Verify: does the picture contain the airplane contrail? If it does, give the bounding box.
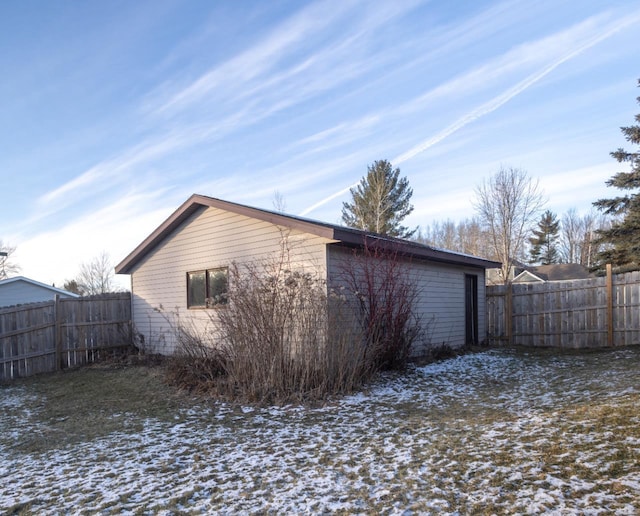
[299,183,358,216]
[299,13,637,218]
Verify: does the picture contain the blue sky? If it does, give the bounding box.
[1,0,639,288]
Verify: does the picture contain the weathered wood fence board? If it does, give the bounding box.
[487,270,640,348]
[0,293,133,380]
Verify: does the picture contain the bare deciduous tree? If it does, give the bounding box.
[272,190,287,213]
[474,166,545,283]
[457,218,491,258]
[76,251,116,295]
[0,241,20,279]
[560,209,613,267]
[416,217,492,259]
[418,220,458,251]
[560,208,583,264]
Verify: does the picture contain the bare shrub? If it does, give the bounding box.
[166,235,375,404]
[335,240,424,370]
[164,336,228,394]
[215,248,375,403]
[163,314,229,393]
[166,235,426,403]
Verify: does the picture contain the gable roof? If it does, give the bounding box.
[512,270,546,283]
[0,276,80,297]
[115,194,501,274]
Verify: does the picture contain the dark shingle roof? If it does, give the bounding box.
[529,263,595,281]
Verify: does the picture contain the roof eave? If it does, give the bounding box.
[330,230,501,269]
[115,195,203,274]
[115,194,338,275]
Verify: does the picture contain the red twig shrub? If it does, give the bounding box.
[334,239,424,370]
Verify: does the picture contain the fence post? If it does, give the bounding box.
[54,294,62,370]
[606,263,613,347]
[505,282,513,345]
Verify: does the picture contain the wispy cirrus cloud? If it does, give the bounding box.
[153,0,419,116]
[149,0,426,122]
[16,188,176,287]
[36,131,191,208]
[32,1,639,229]
[300,8,640,216]
[32,0,426,219]
[290,4,621,172]
[6,0,639,290]
[393,9,640,165]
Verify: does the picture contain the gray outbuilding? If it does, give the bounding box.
[116,194,500,356]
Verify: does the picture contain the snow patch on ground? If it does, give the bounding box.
[1,347,639,513]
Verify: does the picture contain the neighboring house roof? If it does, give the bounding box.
[486,258,529,283]
[530,263,595,281]
[513,263,596,283]
[116,194,501,274]
[0,276,80,307]
[512,270,546,283]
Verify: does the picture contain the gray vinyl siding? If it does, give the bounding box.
[326,246,487,356]
[130,206,334,355]
[0,281,75,307]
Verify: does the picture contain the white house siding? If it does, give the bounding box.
[326,246,487,356]
[129,206,335,355]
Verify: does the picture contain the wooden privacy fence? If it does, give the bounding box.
[486,267,640,348]
[0,293,133,380]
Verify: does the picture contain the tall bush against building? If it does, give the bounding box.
[335,240,424,370]
[166,233,425,403]
[167,234,373,403]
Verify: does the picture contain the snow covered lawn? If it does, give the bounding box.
[2,347,639,514]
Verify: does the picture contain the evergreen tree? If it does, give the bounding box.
[63,279,86,296]
[593,78,640,271]
[529,210,560,264]
[342,160,416,238]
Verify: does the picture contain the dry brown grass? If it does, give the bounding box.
[2,361,193,454]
